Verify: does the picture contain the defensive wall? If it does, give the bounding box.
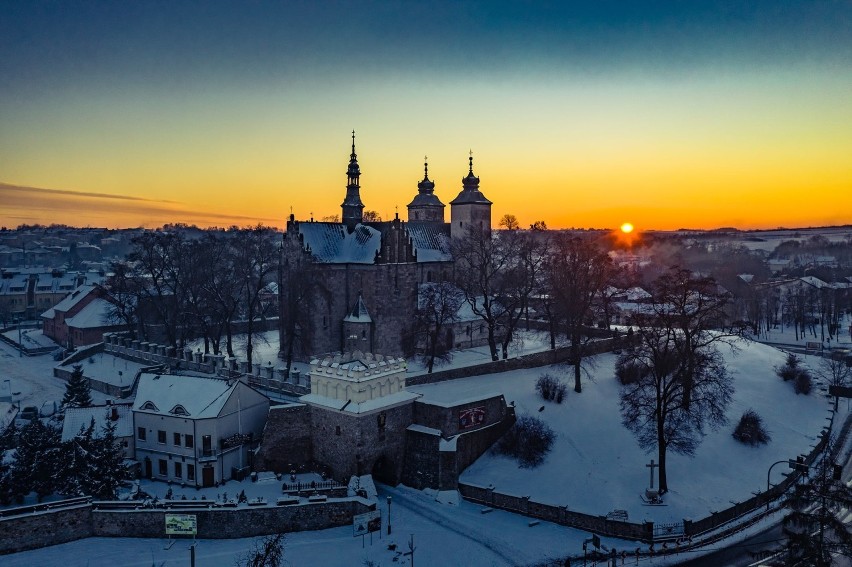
[0,496,373,555]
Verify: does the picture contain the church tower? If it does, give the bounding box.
[341,131,365,231]
[450,153,492,239]
[407,157,445,222]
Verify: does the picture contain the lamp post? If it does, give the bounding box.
[387,495,392,535]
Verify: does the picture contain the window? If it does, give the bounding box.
[185,434,194,449]
[158,459,167,476]
[173,432,181,446]
[187,464,195,481]
[202,435,212,456]
[174,462,182,479]
[137,427,146,441]
[335,425,341,436]
[157,430,166,444]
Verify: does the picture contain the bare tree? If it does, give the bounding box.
[231,225,279,369]
[649,267,737,409]
[618,323,733,494]
[279,236,317,374]
[547,233,612,393]
[451,226,511,361]
[362,210,382,222]
[414,281,464,373]
[237,532,286,567]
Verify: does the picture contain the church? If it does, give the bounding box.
[278,133,493,361]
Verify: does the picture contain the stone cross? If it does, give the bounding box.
[646,459,659,489]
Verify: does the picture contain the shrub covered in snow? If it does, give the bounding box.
[793,371,813,395]
[615,357,645,385]
[732,409,771,446]
[536,373,567,403]
[776,353,812,395]
[494,414,556,468]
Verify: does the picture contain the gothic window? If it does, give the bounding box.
[361,329,366,339]
[377,412,386,430]
[335,425,341,436]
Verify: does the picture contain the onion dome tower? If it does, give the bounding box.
[341,131,365,231]
[407,157,445,222]
[450,152,492,238]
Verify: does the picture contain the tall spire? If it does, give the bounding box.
[342,130,365,230]
[408,154,444,222]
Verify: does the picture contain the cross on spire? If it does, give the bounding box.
[468,149,474,174]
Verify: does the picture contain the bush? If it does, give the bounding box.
[536,374,567,403]
[615,358,645,385]
[732,409,771,446]
[776,353,802,382]
[794,371,812,395]
[494,414,555,468]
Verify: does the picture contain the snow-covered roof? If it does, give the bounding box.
[298,222,381,264]
[44,284,96,315]
[62,404,134,442]
[343,295,372,323]
[65,298,119,329]
[799,275,831,289]
[406,222,452,262]
[133,373,238,419]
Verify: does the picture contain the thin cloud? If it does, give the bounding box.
[0,182,180,204]
[0,182,281,228]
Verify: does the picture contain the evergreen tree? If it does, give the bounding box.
[11,419,61,502]
[91,413,128,499]
[57,419,96,497]
[782,436,852,565]
[61,365,92,408]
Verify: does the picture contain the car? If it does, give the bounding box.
[19,406,39,421]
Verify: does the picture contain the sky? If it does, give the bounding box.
[1,1,850,231]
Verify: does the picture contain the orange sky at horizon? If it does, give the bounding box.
[2,4,850,232]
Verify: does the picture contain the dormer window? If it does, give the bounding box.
[140,401,159,411]
[170,405,189,416]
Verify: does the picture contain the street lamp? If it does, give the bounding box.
[387,496,392,535]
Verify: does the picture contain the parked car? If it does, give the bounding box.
[19,406,39,421]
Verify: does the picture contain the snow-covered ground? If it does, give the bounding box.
[1,332,845,565]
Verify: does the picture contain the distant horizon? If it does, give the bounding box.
[2,180,850,236]
[2,2,850,232]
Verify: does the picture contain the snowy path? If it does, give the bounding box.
[379,484,521,566]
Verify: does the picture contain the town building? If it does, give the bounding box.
[61,402,135,459]
[132,373,270,487]
[41,284,126,349]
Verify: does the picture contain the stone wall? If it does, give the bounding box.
[399,427,441,489]
[0,497,373,555]
[407,336,627,387]
[254,404,313,473]
[92,499,372,539]
[0,502,93,554]
[413,394,510,437]
[309,401,414,485]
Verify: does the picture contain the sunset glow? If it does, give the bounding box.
[1,3,849,230]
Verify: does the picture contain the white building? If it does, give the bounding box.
[132,373,270,487]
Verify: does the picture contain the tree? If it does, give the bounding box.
[499,214,519,230]
[451,225,510,361]
[781,436,852,565]
[62,365,92,408]
[231,225,279,369]
[413,281,464,373]
[362,210,382,222]
[529,220,548,231]
[238,533,286,567]
[649,267,736,409]
[547,233,612,393]
[10,419,61,502]
[90,415,128,499]
[618,322,733,494]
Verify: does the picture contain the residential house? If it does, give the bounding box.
[132,373,270,487]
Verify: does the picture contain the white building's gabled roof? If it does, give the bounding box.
[133,373,238,419]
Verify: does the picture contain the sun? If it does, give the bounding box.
[620,222,634,234]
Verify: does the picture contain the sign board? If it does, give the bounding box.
[459,406,486,430]
[353,510,381,537]
[829,385,852,399]
[165,514,197,536]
